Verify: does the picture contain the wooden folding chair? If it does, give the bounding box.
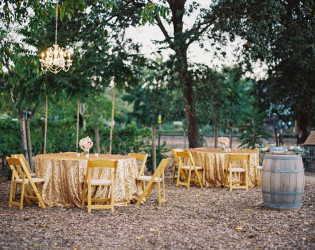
[171,148,184,182]
[11,154,36,177]
[176,151,203,189]
[136,158,170,206]
[6,157,46,210]
[223,154,250,191]
[82,159,118,213]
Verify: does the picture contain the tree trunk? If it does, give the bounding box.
[214,126,218,148]
[109,82,116,154]
[26,119,33,171]
[19,114,29,163]
[176,48,200,148]
[152,124,156,172]
[76,96,80,152]
[297,111,311,144]
[95,125,100,154]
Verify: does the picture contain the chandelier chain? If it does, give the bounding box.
[55,1,58,45]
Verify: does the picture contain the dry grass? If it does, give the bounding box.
[0,171,314,249]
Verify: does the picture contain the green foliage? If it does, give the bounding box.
[194,65,252,129]
[238,108,271,149]
[0,119,22,157]
[142,142,169,173]
[211,0,315,142]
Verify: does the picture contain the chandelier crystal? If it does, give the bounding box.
[40,1,72,74]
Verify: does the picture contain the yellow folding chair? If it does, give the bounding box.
[223,154,250,191]
[82,159,118,213]
[171,148,184,182]
[176,151,203,189]
[11,154,36,177]
[136,158,170,206]
[6,157,45,210]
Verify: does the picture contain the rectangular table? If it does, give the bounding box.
[186,148,260,188]
[35,153,143,207]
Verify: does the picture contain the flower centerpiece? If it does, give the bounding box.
[79,136,93,157]
[218,137,230,151]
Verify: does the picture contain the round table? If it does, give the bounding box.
[35,153,142,207]
[186,148,260,187]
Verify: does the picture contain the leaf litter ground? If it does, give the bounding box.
[0,170,314,249]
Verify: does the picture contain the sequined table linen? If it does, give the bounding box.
[187,149,260,188]
[35,153,142,207]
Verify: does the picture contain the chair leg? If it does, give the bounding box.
[158,180,161,206]
[172,164,177,182]
[176,166,181,187]
[195,170,203,188]
[162,176,165,204]
[88,181,92,213]
[9,178,14,207]
[20,183,25,210]
[110,185,115,212]
[187,169,192,189]
[229,171,233,191]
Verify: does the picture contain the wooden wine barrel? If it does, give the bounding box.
[262,154,305,209]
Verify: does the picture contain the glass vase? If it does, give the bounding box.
[83,149,89,158]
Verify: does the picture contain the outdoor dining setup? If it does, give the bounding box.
[5,135,268,213]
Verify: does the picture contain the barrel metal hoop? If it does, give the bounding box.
[262,191,304,195]
[262,169,304,173]
[264,202,302,209]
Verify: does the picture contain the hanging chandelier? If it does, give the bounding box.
[40,1,72,74]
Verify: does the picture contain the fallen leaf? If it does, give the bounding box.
[235,227,243,230]
[150,228,159,232]
[245,209,252,211]
[136,236,143,240]
[304,222,309,225]
[248,234,257,238]
[211,203,216,206]
[38,224,48,228]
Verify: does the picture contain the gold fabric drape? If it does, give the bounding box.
[187,149,260,188]
[35,153,143,207]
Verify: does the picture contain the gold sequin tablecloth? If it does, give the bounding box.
[186,148,259,188]
[35,153,142,207]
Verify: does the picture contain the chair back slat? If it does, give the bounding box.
[87,160,118,169]
[128,153,148,177]
[229,154,250,161]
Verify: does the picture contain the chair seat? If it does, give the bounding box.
[30,173,36,177]
[137,175,162,182]
[15,177,45,184]
[91,179,112,185]
[181,165,203,170]
[229,167,246,172]
[256,166,263,170]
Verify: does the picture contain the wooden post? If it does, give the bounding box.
[43,93,48,154]
[152,124,156,172]
[158,133,161,148]
[95,125,100,154]
[109,81,116,154]
[184,130,186,149]
[229,129,232,149]
[274,128,278,146]
[76,95,80,152]
[26,119,33,171]
[214,126,218,148]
